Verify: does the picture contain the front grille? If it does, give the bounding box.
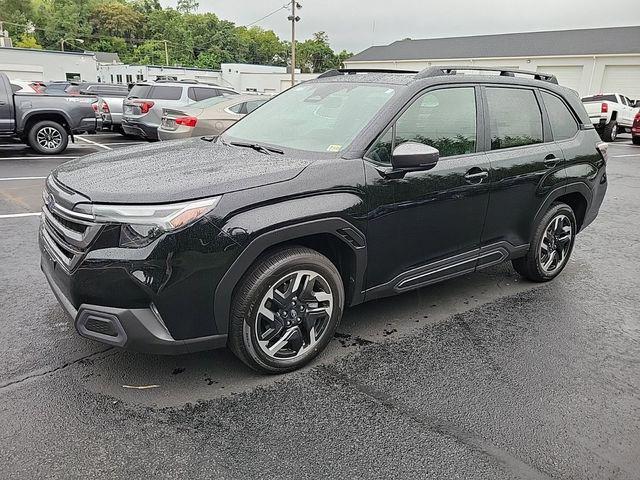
[40,185,102,272]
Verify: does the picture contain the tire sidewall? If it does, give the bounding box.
[531,204,576,281]
[28,121,68,155]
[236,251,344,373]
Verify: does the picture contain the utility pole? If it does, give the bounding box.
[164,40,169,66]
[288,2,301,86]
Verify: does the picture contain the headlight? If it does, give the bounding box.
[90,197,221,247]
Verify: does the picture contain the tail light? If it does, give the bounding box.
[596,142,608,164]
[634,112,640,127]
[175,116,198,128]
[101,101,110,113]
[133,100,155,114]
[601,102,608,113]
[91,102,99,113]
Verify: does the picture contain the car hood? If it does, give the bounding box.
[53,138,312,204]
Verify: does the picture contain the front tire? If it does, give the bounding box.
[228,246,344,374]
[27,120,69,155]
[512,203,576,282]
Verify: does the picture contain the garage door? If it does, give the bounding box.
[601,65,640,98]
[536,66,583,92]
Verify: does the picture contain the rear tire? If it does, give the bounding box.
[633,136,640,146]
[27,120,69,154]
[601,120,618,142]
[512,203,576,282]
[228,246,344,374]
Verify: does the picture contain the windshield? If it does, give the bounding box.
[223,82,397,153]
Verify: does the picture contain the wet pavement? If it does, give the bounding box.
[0,135,639,479]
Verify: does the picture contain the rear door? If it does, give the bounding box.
[0,74,15,133]
[481,85,566,254]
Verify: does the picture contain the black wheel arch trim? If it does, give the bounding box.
[21,110,73,134]
[533,182,593,233]
[213,217,367,335]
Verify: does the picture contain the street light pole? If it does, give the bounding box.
[164,40,169,66]
[288,2,301,86]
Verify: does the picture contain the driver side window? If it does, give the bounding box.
[367,87,477,165]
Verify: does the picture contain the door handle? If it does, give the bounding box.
[464,168,489,183]
[544,154,559,168]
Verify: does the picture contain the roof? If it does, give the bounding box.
[0,46,94,57]
[348,26,640,62]
[90,52,121,64]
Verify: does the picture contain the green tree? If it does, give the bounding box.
[88,3,143,39]
[176,0,198,14]
[15,33,43,49]
[296,32,336,73]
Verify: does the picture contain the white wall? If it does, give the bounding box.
[344,55,640,97]
[97,64,222,84]
[97,62,317,94]
[0,47,97,81]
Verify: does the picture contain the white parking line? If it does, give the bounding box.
[612,154,640,158]
[76,135,112,150]
[0,212,41,219]
[0,156,77,160]
[0,176,46,181]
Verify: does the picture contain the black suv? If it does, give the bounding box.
[40,67,608,373]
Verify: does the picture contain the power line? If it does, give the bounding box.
[244,2,292,28]
[0,19,175,46]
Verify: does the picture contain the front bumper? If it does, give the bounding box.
[41,250,227,354]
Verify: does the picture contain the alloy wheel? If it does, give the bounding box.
[611,124,618,141]
[36,127,62,150]
[250,270,334,360]
[538,214,573,275]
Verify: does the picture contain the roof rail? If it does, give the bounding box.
[318,68,419,79]
[415,66,558,84]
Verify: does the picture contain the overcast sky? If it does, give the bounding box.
[160,0,640,53]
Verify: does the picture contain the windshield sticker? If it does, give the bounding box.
[327,144,341,152]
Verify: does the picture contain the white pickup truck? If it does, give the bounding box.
[581,93,639,142]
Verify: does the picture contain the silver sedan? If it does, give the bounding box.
[157,94,270,140]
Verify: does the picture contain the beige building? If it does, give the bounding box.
[344,26,640,98]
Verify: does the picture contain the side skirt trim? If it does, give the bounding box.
[365,241,528,301]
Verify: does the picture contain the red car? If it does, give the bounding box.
[632,112,640,145]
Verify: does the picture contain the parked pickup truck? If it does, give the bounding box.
[581,93,639,142]
[0,72,100,154]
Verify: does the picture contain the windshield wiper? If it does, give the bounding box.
[229,141,284,155]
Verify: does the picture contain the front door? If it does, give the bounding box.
[364,86,491,298]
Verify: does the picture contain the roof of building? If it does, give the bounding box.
[0,46,94,57]
[90,52,121,64]
[347,26,640,62]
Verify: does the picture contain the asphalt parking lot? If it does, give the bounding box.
[1,134,639,479]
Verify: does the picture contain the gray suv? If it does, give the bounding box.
[122,81,238,140]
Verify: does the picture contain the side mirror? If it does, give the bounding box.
[391,142,439,170]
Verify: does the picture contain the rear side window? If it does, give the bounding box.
[486,87,543,150]
[245,100,266,113]
[128,85,152,99]
[149,86,182,100]
[542,92,578,141]
[581,94,617,103]
[188,87,220,101]
[228,103,245,114]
